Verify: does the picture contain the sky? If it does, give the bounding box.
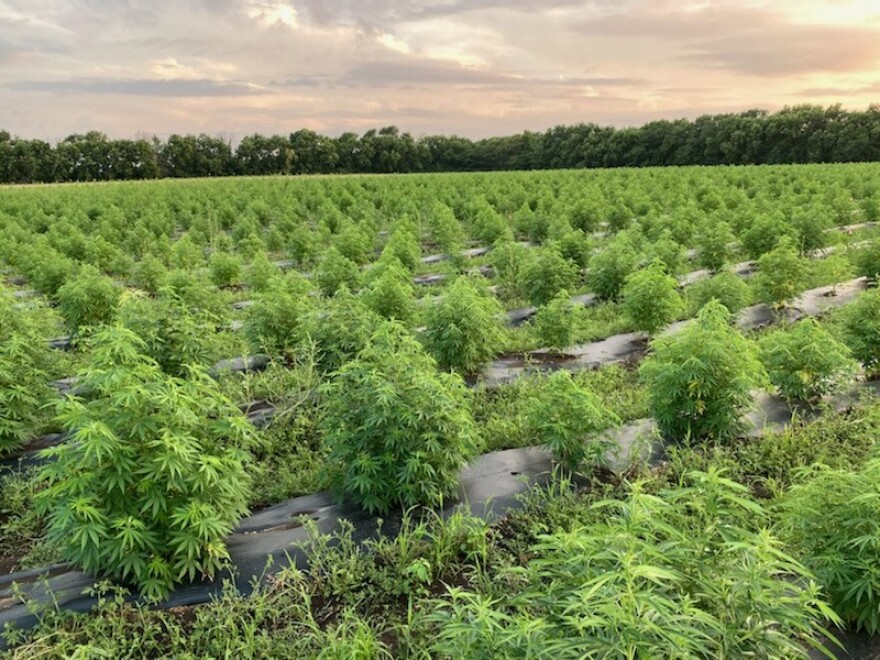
[1,0,879,142]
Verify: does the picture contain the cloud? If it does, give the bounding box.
[342,59,513,86]
[296,0,597,29]
[274,57,643,90]
[376,32,411,55]
[6,78,270,97]
[797,82,880,97]
[572,3,880,77]
[246,1,299,29]
[0,0,878,141]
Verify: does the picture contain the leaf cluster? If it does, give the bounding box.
[778,459,880,633]
[0,288,57,453]
[429,469,836,658]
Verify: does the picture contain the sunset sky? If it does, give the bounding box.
[1,0,879,142]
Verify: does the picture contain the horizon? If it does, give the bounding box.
[2,1,880,143]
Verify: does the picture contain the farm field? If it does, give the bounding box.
[4,163,880,656]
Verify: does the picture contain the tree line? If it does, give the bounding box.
[2,104,879,184]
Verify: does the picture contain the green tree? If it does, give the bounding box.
[37,327,253,600]
[423,276,506,374]
[320,322,478,514]
[526,371,618,471]
[759,318,857,402]
[234,133,293,175]
[621,260,683,335]
[640,301,766,441]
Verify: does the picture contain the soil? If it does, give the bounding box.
[10,433,64,456]
[524,350,579,364]
[240,399,273,415]
[811,628,880,659]
[242,512,319,535]
[0,556,21,576]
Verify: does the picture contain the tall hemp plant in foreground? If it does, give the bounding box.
[429,469,838,658]
[0,287,57,455]
[778,459,880,634]
[321,322,479,514]
[532,289,582,354]
[640,300,766,441]
[37,327,254,600]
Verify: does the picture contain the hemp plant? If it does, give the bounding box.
[621,260,683,336]
[320,322,478,514]
[37,326,254,600]
[0,286,57,454]
[423,276,506,375]
[759,318,857,403]
[525,371,618,471]
[640,300,766,442]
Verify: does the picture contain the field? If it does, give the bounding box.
[3,163,880,656]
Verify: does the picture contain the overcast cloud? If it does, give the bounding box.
[0,0,878,141]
